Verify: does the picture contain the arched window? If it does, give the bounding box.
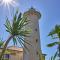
[35,28,37,31]
[36,39,38,43]
[36,51,39,55]
[3,54,10,60]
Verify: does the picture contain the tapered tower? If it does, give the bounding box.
[23,8,42,60]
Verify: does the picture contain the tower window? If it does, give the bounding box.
[35,28,37,31]
[3,54,10,60]
[36,39,38,43]
[36,51,39,55]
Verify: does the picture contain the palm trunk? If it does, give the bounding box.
[0,35,14,60]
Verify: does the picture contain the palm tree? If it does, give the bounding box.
[47,25,60,60]
[0,10,31,59]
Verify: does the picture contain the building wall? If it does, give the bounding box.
[0,48,23,60]
[10,51,23,60]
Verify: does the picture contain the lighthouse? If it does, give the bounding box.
[23,8,42,60]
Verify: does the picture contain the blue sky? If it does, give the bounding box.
[0,0,60,60]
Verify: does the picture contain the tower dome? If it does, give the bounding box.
[23,7,41,19]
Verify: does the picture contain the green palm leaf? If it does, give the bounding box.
[17,37,29,51]
[49,51,58,60]
[5,18,12,34]
[53,51,58,60]
[48,25,60,38]
[18,36,32,46]
[18,13,22,20]
[47,42,60,47]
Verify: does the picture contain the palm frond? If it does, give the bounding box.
[47,42,60,47]
[55,25,60,33]
[52,37,58,39]
[18,16,30,30]
[48,25,60,38]
[53,51,58,60]
[17,37,29,51]
[48,29,56,36]
[13,10,18,23]
[49,51,58,60]
[18,36,32,46]
[18,12,22,20]
[51,56,53,60]
[5,18,12,34]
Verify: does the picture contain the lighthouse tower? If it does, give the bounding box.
[23,8,41,60]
